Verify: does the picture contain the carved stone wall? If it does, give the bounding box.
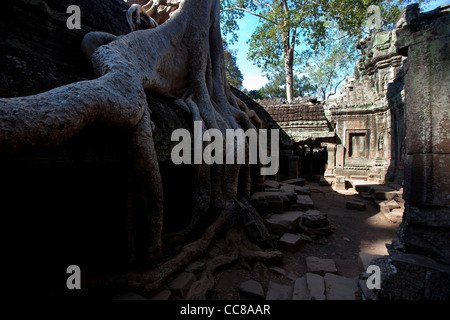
[375,4,450,300]
[325,28,405,183]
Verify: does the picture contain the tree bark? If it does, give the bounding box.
[284,45,294,103]
[0,0,280,295]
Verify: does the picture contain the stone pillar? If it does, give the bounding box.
[324,143,336,176]
[334,176,346,191]
[376,5,450,300]
[297,146,303,178]
[336,145,345,169]
[307,146,314,181]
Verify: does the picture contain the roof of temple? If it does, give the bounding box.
[262,103,335,144]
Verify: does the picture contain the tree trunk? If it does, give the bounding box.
[284,46,294,104]
[0,0,281,295]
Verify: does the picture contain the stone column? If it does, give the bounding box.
[336,145,345,169]
[376,5,450,300]
[324,143,336,176]
[307,146,314,181]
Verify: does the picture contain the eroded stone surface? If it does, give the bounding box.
[306,256,337,275]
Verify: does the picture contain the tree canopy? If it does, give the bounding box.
[221,0,431,102]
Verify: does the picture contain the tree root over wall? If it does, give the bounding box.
[0,0,281,297]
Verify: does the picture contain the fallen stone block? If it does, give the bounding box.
[305,273,325,300]
[251,191,288,214]
[169,272,196,297]
[299,210,329,228]
[384,199,402,210]
[281,178,306,186]
[359,192,373,200]
[298,223,334,236]
[281,184,311,195]
[296,195,314,210]
[355,184,372,193]
[239,280,265,299]
[384,208,403,223]
[374,190,397,200]
[346,200,366,211]
[278,233,302,252]
[306,256,337,276]
[266,282,292,300]
[292,276,311,300]
[265,211,302,235]
[324,273,359,300]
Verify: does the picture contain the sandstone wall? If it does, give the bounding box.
[325,29,405,182]
[376,4,450,300]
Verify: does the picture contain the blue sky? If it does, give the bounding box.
[222,0,450,91]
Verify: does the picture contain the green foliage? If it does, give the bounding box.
[247,66,317,100]
[221,0,431,100]
[223,40,244,90]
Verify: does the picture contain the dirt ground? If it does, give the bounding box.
[208,181,400,300]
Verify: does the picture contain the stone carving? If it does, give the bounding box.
[324,25,404,183]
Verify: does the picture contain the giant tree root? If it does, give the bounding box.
[185,226,283,300]
[83,201,282,297]
[1,0,274,296]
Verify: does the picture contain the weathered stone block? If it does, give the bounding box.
[384,208,403,223]
[324,273,359,300]
[305,273,325,300]
[281,184,311,195]
[296,195,314,210]
[299,210,329,228]
[265,211,302,235]
[278,233,302,252]
[306,256,337,276]
[239,280,265,299]
[292,276,311,300]
[266,282,292,300]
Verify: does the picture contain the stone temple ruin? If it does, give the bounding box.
[0,0,448,301]
[259,3,450,299]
